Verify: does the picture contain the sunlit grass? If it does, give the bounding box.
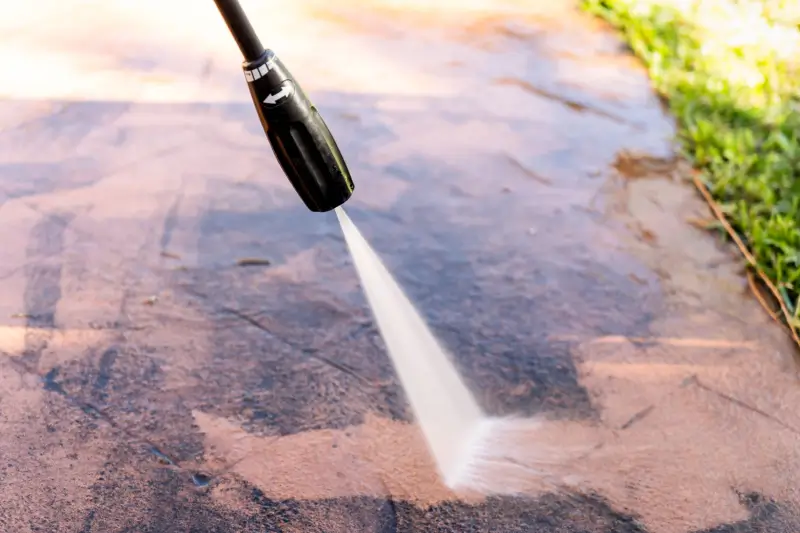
[583,0,800,331]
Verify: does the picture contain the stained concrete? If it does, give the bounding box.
[0,1,799,532]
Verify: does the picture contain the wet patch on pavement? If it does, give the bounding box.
[23,212,72,328]
[163,160,659,436]
[79,471,651,533]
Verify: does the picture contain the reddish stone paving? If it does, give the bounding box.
[0,1,798,532]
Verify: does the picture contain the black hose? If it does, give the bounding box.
[213,0,265,62]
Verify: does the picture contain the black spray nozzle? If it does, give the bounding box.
[242,51,354,212]
[214,0,355,212]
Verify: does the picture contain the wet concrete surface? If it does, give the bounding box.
[1,1,800,532]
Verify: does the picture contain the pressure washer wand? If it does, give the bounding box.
[213,0,355,212]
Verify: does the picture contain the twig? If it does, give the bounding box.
[745,269,780,322]
[219,306,372,385]
[693,377,800,435]
[691,172,800,352]
[236,258,272,267]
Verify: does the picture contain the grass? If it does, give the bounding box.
[581,0,800,336]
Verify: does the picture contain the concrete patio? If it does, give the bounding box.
[0,1,798,531]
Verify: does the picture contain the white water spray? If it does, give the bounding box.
[335,206,487,488]
[334,207,585,493]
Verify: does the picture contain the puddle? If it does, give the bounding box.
[0,1,798,532]
[191,472,211,487]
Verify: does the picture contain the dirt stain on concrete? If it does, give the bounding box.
[1,1,799,533]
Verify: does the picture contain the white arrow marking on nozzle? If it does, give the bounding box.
[263,85,293,106]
